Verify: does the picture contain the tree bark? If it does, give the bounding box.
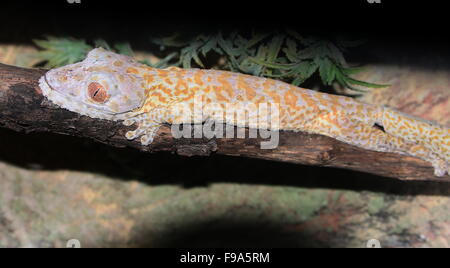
[0,63,448,181]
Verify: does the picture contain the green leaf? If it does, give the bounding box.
[151,34,187,50]
[245,32,270,49]
[318,57,335,85]
[283,38,300,62]
[33,36,92,68]
[248,57,293,70]
[217,32,240,57]
[266,35,284,62]
[344,76,390,89]
[291,76,305,86]
[179,41,204,68]
[200,37,217,56]
[114,42,133,56]
[342,66,367,75]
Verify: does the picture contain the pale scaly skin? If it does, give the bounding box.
[39,48,450,176]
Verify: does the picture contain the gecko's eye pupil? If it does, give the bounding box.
[88,82,108,103]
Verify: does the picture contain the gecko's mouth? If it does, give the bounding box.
[44,73,57,92]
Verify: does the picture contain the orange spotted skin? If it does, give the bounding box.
[133,66,449,176]
[39,48,449,177]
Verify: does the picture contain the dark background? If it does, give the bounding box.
[2,0,449,44]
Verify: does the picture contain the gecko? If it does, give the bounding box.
[38,48,450,177]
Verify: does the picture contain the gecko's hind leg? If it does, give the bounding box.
[309,112,448,176]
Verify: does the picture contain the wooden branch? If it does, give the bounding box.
[0,63,448,182]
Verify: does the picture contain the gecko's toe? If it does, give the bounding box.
[125,130,137,140]
[140,134,154,145]
[432,159,447,177]
[125,128,146,140]
[123,119,135,126]
[140,127,161,145]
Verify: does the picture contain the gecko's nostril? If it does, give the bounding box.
[374,123,385,132]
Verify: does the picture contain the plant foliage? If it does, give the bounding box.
[34,31,388,92]
[151,30,388,91]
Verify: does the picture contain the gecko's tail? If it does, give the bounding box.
[379,107,449,176]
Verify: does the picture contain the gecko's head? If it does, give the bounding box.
[39,48,147,120]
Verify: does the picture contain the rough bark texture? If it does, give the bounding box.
[0,63,448,181]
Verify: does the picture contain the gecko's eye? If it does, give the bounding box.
[88,82,108,103]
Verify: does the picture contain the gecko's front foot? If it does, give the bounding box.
[125,127,159,145]
[123,117,161,146]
